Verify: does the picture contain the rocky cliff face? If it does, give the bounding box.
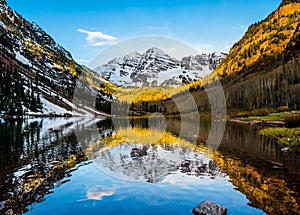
[95,47,226,87]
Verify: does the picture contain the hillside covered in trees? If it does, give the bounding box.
[144,0,300,115]
[0,0,115,116]
[214,0,300,78]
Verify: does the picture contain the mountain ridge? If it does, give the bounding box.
[95,47,226,87]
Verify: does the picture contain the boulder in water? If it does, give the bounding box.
[192,201,227,215]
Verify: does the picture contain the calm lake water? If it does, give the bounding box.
[0,117,299,215]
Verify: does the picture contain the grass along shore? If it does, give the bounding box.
[229,109,300,151]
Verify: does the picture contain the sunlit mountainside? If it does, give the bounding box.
[161,0,300,114]
[214,1,300,78]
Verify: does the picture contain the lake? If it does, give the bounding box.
[0,117,299,215]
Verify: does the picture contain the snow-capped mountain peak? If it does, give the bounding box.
[136,47,180,72]
[94,48,227,87]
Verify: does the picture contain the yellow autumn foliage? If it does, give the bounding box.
[113,86,188,103]
[213,3,300,78]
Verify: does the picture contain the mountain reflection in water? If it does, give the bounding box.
[0,117,299,215]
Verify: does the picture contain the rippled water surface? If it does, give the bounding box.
[0,117,299,214]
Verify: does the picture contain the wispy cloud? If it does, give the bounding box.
[78,29,116,46]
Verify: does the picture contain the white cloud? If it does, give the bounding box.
[78,29,116,46]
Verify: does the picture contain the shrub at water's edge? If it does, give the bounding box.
[259,127,300,150]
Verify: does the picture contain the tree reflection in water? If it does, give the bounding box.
[0,117,299,215]
[0,118,87,214]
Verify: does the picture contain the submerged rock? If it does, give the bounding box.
[192,201,227,215]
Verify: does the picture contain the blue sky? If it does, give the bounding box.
[6,0,281,66]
